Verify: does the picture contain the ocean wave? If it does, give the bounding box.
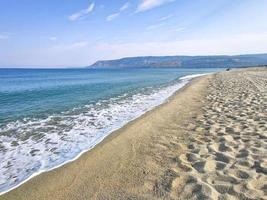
[0,73,205,194]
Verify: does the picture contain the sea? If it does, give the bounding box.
[0,67,223,193]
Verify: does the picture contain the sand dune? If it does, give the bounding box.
[1,68,266,200]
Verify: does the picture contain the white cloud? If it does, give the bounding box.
[106,13,120,21]
[49,37,57,41]
[159,14,173,21]
[64,41,89,50]
[137,0,175,12]
[0,40,93,67]
[69,2,95,21]
[146,23,164,30]
[146,14,174,31]
[52,41,89,51]
[106,2,130,22]
[120,2,130,11]
[0,34,9,40]
[3,33,267,67]
[171,27,186,32]
[95,33,267,59]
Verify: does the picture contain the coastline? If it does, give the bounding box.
[1,67,266,199]
[0,73,209,197]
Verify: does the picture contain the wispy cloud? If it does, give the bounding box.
[49,37,57,41]
[146,23,165,30]
[64,41,89,50]
[146,14,174,31]
[52,41,89,51]
[69,2,95,21]
[171,27,186,32]
[120,2,130,11]
[159,14,173,21]
[137,0,175,12]
[106,13,120,21]
[95,33,267,59]
[106,2,130,22]
[0,33,9,40]
[6,33,267,68]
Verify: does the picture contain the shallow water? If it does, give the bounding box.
[0,67,223,193]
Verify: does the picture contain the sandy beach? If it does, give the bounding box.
[1,67,267,200]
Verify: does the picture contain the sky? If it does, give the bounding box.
[1,0,267,68]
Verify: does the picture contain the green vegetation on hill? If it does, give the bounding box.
[89,54,267,68]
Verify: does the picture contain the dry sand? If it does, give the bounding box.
[1,68,267,200]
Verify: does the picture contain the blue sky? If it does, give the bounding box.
[1,0,267,67]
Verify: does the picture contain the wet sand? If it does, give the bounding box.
[1,67,267,200]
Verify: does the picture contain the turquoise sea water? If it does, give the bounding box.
[0,67,223,193]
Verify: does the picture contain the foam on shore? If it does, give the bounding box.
[0,73,207,195]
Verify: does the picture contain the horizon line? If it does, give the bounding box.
[1,52,267,69]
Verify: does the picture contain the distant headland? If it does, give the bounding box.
[88,53,267,68]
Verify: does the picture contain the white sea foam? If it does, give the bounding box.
[0,73,206,195]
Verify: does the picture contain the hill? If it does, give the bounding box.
[89,54,267,68]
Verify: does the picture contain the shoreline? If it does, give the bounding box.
[2,67,265,199]
[0,73,208,196]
